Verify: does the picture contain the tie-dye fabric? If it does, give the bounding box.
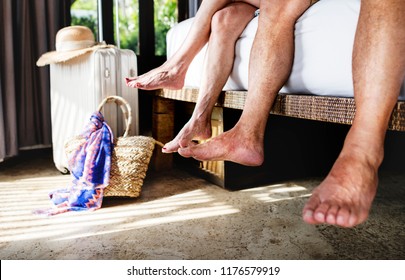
[35,112,113,216]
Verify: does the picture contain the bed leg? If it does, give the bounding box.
[151,96,175,171]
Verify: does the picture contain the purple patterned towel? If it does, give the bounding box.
[34,112,113,216]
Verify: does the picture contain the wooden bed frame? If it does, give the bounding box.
[151,88,405,189]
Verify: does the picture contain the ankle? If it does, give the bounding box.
[190,113,211,127]
[343,126,386,167]
[233,123,264,143]
[165,56,189,75]
[340,141,384,170]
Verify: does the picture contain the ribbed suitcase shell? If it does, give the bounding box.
[50,47,138,173]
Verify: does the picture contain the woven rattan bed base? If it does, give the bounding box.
[157,88,405,132]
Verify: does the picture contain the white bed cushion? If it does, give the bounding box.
[166,0,405,100]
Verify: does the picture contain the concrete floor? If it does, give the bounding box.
[0,149,404,260]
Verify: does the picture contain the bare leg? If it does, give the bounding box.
[303,0,405,227]
[126,0,235,90]
[163,3,258,153]
[179,0,315,166]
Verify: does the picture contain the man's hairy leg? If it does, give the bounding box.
[303,0,405,227]
[179,0,315,166]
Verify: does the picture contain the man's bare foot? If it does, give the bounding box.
[126,63,186,90]
[162,118,212,153]
[302,151,379,228]
[177,127,264,166]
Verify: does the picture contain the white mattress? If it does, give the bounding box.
[166,0,405,100]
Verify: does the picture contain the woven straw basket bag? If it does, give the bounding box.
[65,95,163,198]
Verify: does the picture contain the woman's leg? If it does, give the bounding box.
[126,0,235,90]
[163,2,258,152]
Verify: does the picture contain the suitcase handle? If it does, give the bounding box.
[97,95,132,137]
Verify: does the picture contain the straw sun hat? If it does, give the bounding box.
[37,25,108,66]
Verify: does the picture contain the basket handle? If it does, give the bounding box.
[97,95,132,137]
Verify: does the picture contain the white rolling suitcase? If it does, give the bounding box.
[49,47,139,173]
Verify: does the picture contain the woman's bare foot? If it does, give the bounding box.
[162,117,212,153]
[177,127,264,166]
[126,62,186,90]
[302,148,380,228]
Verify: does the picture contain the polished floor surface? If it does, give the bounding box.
[1,149,404,260]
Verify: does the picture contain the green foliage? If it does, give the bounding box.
[71,0,97,11]
[116,0,139,53]
[70,0,178,56]
[154,0,177,56]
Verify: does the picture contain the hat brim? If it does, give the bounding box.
[36,45,109,67]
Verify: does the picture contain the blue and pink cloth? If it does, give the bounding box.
[35,112,113,215]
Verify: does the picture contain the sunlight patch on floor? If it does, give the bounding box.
[239,183,311,203]
[0,176,239,243]
[55,204,238,241]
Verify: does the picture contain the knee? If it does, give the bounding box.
[260,0,311,22]
[211,5,243,37]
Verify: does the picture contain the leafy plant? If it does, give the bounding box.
[70,0,178,56]
[154,0,177,55]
